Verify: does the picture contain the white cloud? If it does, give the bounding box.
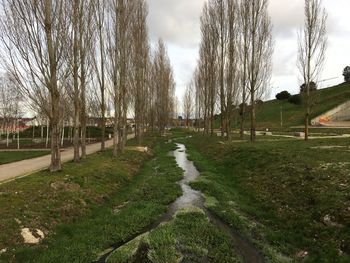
[148,0,204,48]
[147,0,350,100]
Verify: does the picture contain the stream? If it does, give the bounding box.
[94,143,264,263]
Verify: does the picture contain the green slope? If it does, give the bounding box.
[256,83,350,129]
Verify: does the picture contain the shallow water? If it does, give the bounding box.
[171,144,264,263]
[94,143,264,263]
[164,144,204,217]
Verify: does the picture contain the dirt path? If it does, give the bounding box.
[0,134,135,184]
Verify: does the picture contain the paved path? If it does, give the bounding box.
[0,134,135,184]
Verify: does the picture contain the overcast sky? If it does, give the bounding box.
[147,0,350,101]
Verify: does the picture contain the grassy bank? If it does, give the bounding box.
[0,151,49,165]
[256,83,350,129]
[108,209,240,263]
[0,135,182,263]
[183,134,350,262]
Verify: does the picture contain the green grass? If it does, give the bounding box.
[182,134,350,262]
[0,135,183,263]
[108,209,241,263]
[0,151,50,165]
[256,83,350,129]
[211,83,350,130]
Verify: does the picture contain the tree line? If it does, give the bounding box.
[0,0,175,172]
[192,0,327,142]
[193,0,273,141]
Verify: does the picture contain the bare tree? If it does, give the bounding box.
[0,0,69,171]
[107,0,134,156]
[197,2,218,136]
[298,0,327,141]
[93,0,107,151]
[195,0,241,138]
[238,0,250,140]
[79,0,95,159]
[214,0,227,137]
[0,74,21,147]
[243,0,273,142]
[183,82,194,128]
[225,0,240,139]
[194,68,203,131]
[152,39,175,135]
[131,0,150,145]
[70,0,81,162]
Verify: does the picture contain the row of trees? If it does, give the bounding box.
[0,75,21,147]
[0,0,175,171]
[192,0,327,142]
[193,0,273,142]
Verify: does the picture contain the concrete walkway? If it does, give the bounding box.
[0,134,135,184]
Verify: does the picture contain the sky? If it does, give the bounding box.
[147,0,350,101]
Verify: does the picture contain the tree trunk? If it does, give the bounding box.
[17,119,20,149]
[80,45,87,159]
[80,85,87,159]
[305,94,310,141]
[6,127,9,148]
[41,123,44,140]
[44,0,61,172]
[61,121,65,147]
[50,91,61,172]
[46,120,49,148]
[73,1,80,163]
[250,94,256,142]
[100,59,106,151]
[113,115,118,157]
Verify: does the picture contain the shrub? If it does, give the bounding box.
[276,91,291,100]
[343,66,350,83]
[255,99,264,105]
[238,103,249,116]
[300,82,317,93]
[288,94,302,105]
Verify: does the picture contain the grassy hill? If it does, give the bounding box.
[256,82,350,129]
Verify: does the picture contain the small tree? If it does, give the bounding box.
[343,66,350,83]
[298,0,327,141]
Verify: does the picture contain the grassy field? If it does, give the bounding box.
[0,151,50,165]
[181,134,350,262]
[255,83,350,129]
[0,135,183,262]
[2,129,350,262]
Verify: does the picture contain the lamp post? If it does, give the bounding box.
[280,104,283,128]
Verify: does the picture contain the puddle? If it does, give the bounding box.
[94,144,264,263]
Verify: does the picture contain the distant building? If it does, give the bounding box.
[0,117,37,133]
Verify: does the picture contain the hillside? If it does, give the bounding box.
[256,83,350,129]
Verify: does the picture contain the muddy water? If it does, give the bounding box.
[94,143,264,263]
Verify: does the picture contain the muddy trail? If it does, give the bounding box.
[93,144,264,263]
